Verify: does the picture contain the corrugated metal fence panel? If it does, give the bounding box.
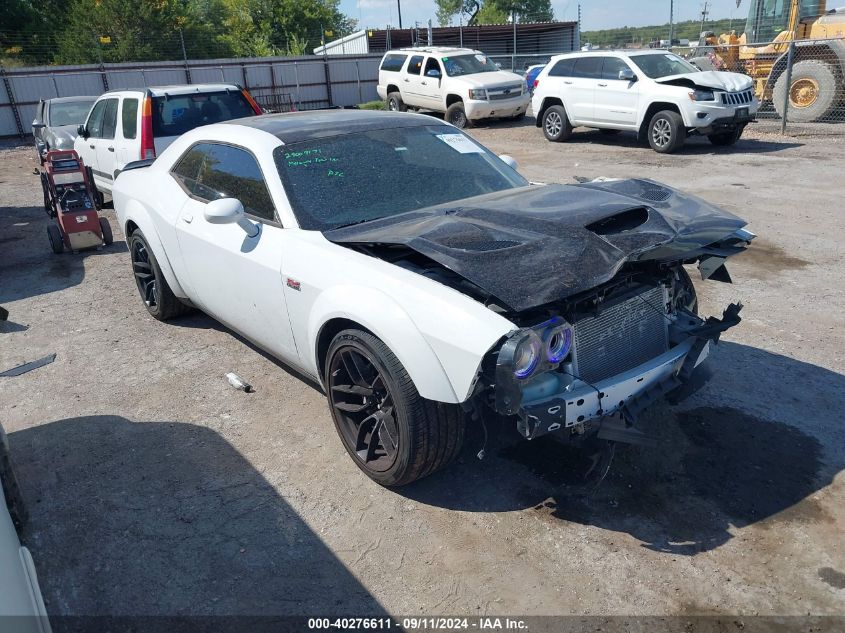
[1,53,385,136]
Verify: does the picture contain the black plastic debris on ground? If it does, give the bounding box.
[0,353,56,377]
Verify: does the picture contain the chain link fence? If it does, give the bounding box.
[680,36,845,136]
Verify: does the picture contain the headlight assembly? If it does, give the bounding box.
[543,320,573,363]
[499,329,542,380]
[689,89,715,101]
[468,88,487,100]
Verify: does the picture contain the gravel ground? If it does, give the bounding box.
[1,120,844,626]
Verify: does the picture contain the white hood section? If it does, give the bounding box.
[656,70,753,92]
[452,70,525,90]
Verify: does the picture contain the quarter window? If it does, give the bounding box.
[122,98,139,139]
[548,58,576,77]
[380,54,407,72]
[172,143,277,222]
[407,55,424,75]
[572,57,603,79]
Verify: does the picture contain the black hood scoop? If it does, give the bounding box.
[324,179,748,311]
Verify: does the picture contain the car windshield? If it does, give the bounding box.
[442,54,499,77]
[629,53,699,78]
[49,100,96,126]
[151,91,255,137]
[274,125,527,231]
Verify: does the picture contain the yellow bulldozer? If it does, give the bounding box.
[696,0,844,122]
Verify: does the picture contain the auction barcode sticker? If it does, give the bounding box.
[436,133,484,154]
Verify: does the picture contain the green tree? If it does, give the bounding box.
[435,0,553,26]
[1,0,71,65]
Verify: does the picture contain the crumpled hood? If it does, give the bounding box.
[324,179,748,312]
[656,70,753,92]
[46,124,79,148]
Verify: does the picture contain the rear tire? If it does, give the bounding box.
[542,105,573,142]
[647,110,686,153]
[326,329,465,486]
[773,60,840,123]
[708,125,744,146]
[387,93,407,112]
[99,217,114,245]
[128,229,191,321]
[445,102,471,129]
[47,224,64,254]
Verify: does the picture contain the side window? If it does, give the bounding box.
[423,57,442,76]
[602,57,631,80]
[572,57,603,79]
[121,98,139,139]
[380,54,407,72]
[407,55,424,76]
[171,143,276,222]
[548,58,576,77]
[86,100,108,138]
[96,98,119,140]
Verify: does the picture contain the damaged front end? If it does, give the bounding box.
[485,262,747,445]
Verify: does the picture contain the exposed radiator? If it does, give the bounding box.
[572,285,669,384]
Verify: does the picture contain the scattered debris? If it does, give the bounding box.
[0,306,7,321]
[0,353,56,377]
[225,372,254,393]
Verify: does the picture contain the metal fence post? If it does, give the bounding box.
[355,60,363,104]
[179,29,192,84]
[780,40,796,135]
[0,63,24,138]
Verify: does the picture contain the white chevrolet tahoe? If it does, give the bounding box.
[377,47,531,128]
[532,50,759,153]
[74,84,262,194]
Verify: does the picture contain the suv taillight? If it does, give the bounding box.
[533,79,539,88]
[242,89,263,115]
[140,96,155,160]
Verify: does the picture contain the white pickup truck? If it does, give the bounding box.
[377,47,531,128]
[532,50,759,153]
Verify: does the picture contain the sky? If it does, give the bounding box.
[341,0,748,32]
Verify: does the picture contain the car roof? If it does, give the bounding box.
[45,96,97,104]
[99,84,241,98]
[549,49,675,60]
[226,110,450,144]
[391,47,478,55]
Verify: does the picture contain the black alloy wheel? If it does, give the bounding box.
[328,345,400,473]
[131,237,158,310]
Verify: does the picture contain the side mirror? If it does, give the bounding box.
[618,68,637,82]
[499,154,519,170]
[495,62,503,70]
[32,122,46,129]
[426,69,441,78]
[77,124,88,138]
[204,198,259,237]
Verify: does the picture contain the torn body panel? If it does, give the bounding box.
[325,178,752,313]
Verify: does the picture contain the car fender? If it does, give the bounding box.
[118,197,189,300]
[308,285,501,404]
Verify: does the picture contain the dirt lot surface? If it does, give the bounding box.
[1,121,844,625]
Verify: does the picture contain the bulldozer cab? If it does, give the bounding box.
[745,0,825,44]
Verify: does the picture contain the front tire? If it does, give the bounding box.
[445,102,471,129]
[647,110,686,153]
[708,125,744,146]
[542,105,573,142]
[326,329,465,486]
[387,92,407,112]
[128,230,190,321]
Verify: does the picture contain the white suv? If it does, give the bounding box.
[74,84,262,193]
[377,47,530,128]
[531,50,759,153]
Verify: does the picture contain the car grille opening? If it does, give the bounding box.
[720,89,753,105]
[572,285,669,384]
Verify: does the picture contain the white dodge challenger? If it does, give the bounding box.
[113,110,753,486]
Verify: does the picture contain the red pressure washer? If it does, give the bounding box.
[39,149,113,254]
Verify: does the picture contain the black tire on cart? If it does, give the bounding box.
[128,229,191,321]
[99,217,114,245]
[40,172,53,216]
[0,423,28,536]
[47,224,64,254]
[326,329,465,486]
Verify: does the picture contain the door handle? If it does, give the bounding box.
[421,81,427,85]
[107,146,114,152]
[403,78,410,82]
[89,144,95,149]
[182,213,193,223]
[598,83,608,87]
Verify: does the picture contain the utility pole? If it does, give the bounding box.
[668,0,674,48]
[397,0,403,29]
[700,1,710,37]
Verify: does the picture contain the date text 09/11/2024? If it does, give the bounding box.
[307,617,528,630]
